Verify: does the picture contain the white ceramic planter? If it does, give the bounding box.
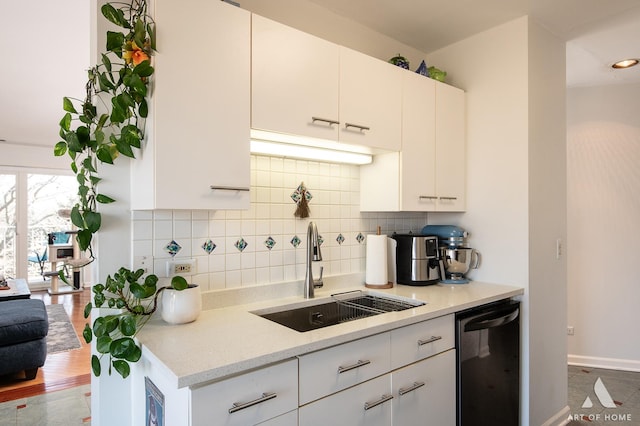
[161,284,202,324]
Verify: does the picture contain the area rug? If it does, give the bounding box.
[46,304,82,355]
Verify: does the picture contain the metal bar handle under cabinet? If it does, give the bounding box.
[364,394,394,410]
[419,195,438,200]
[439,196,458,201]
[418,335,442,346]
[344,122,370,132]
[338,359,371,374]
[210,186,250,192]
[311,117,340,126]
[228,392,277,414]
[398,381,426,396]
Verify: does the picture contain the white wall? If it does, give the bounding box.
[567,83,640,371]
[427,17,569,426]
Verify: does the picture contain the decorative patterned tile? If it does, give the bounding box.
[336,233,345,245]
[318,235,324,246]
[290,235,301,248]
[290,182,313,204]
[164,240,182,257]
[202,239,217,254]
[356,232,365,244]
[264,236,276,250]
[235,238,248,252]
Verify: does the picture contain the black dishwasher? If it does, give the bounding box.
[456,300,520,426]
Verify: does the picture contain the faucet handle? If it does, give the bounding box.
[315,266,324,288]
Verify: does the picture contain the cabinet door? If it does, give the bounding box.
[391,350,456,426]
[339,47,402,151]
[191,359,298,426]
[139,0,250,210]
[252,15,340,141]
[390,314,454,370]
[299,374,392,426]
[400,71,437,211]
[435,82,466,211]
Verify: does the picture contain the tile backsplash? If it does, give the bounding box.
[131,155,428,291]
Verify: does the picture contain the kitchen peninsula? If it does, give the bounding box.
[131,277,523,425]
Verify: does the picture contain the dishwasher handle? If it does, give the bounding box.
[464,306,519,332]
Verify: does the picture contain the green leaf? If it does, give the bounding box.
[112,134,135,158]
[96,194,116,204]
[97,114,109,130]
[96,145,114,164]
[110,99,127,124]
[70,206,84,228]
[98,72,115,91]
[83,323,93,343]
[59,113,71,131]
[77,229,93,252]
[54,141,67,157]
[122,125,141,149]
[83,157,96,173]
[129,282,146,299]
[70,161,78,174]
[91,355,102,376]
[101,4,129,28]
[133,60,154,78]
[119,315,137,337]
[144,274,159,287]
[66,131,82,153]
[82,102,97,121]
[94,292,105,308]
[147,23,156,51]
[133,18,146,48]
[84,210,102,233]
[106,31,125,54]
[101,53,112,73]
[103,315,119,334]
[171,275,189,290]
[139,98,148,118]
[112,360,130,379]
[63,97,77,113]
[84,302,92,319]
[93,317,107,337]
[127,345,142,363]
[96,335,112,354]
[111,337,137,359]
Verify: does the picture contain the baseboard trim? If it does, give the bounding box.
[542,406,571,426]
[568,355,640,372]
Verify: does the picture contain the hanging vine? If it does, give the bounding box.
[54,0,156,260]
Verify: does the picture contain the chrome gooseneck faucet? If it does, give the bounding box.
[304,221,323,298]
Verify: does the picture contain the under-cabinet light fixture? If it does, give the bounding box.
[250,130,373,165]
[612,58,639,69]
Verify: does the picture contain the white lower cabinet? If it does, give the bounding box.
[191,359,298,426]
[299,374,393,426]
[392,350,456,426]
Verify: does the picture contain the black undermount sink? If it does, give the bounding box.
[253,291,425,332]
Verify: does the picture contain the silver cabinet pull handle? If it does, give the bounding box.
[311,117,340,126]
[419,196,438,200]
[344,122,370,132]
[228,392,277,414]
[398,381,426,396]
[338,359,371,374]
[364,394,393,411]
[439,196,458,201]
[418,335,442,346]
[210,186,250,192]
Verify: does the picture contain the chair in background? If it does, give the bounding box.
[27,248,48,278]
[28,232,71,279]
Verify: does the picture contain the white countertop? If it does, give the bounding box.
[137,280,524,389]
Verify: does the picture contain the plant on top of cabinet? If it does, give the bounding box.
[54,0,156,261]
[83,268,189,378]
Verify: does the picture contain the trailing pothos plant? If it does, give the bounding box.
[83,269,188,378]
[54,0,156,260]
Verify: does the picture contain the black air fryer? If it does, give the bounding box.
[393,234,440,285]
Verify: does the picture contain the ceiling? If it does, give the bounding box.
[1,0,639,149]
[308,0,640,87]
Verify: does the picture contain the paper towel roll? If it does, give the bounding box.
[365,234,390,287]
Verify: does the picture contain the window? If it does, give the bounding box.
[0,171,77,284]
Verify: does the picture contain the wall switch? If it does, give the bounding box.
[166,259,196,276]
[567,326,574,335]
[133,256,152,274]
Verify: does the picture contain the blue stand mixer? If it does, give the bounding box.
[421,225,479,284]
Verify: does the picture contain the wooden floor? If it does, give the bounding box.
[0,289,91,403]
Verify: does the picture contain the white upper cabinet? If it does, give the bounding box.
[360,73,466,212]
[131,0,250,210]
[251,18,402,152]
[338,46,403,151]
[252,15,340,141]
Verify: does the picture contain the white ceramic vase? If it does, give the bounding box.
[161,284,202,324]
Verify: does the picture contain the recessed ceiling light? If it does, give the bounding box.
[612,59,639,69]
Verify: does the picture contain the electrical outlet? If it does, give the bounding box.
[166,259,196,276]
[567,326,574,335]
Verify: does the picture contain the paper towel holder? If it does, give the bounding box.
[365,226,393,289]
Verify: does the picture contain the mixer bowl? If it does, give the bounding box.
[439,247,476,276]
